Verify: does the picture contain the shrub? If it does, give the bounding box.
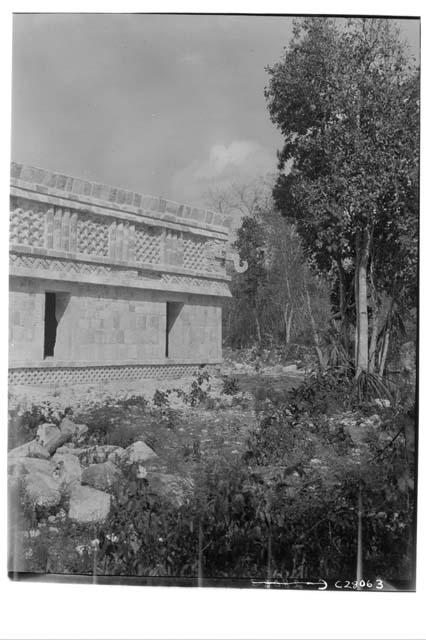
[114,395,149,411]
[188,369,211,406]
[8,399,64,450]
[222,376,240,396]
[152,389,170,408]
[75,403,128,446]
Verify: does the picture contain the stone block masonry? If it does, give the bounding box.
[9,163,232,386]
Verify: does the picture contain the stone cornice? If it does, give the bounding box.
[11,162,231,236]
[10,249,232,298]
[11,184,229,241]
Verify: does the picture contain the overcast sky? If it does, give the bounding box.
[11,14,420,209]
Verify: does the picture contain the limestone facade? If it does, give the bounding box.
[9,163,232,385]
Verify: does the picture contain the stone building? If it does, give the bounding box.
[9,163,235,386]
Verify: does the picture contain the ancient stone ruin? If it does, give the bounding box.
[9,162,234,387]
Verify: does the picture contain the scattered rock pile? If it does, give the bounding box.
[8,414,192,525]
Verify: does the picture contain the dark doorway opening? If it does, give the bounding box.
[43,291,69,358]
[165,301,183,358]
[44,292,57,358]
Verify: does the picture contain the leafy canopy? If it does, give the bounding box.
[265,17,419,304]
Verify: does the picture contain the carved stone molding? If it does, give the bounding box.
[10,252,232,297]
[9,363,217,386]
[11,162,231,232]
[227,250,248,273]
[10,199,227,276]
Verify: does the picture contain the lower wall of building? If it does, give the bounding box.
[8,363,219,387]
[9,277,222,374]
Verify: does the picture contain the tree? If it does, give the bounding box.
[204,178,330,354]
[233,216,267,345]
[204,180,272,347]
[265,18,419,378]
[261,208,330,350]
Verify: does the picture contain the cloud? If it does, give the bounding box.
[179,51,204,66]
[170,139,276,207]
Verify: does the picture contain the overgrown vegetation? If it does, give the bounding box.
[265,17,419,379]
[9,17,418,589]
[12,362,415,586]
[213,18,418,385]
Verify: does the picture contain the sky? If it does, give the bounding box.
[11,14,420,210]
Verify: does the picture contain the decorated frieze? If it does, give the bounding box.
[9,250,232,298]
[10,198,228,277]
[9,363,218,387]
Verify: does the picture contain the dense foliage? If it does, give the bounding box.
[221,203,330,352]
[97,376,416,584]
[265,17,419,377]
[15,368,415,587]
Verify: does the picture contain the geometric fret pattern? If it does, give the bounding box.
[77,214,109,256]
[183,233,206,270]
[9,207,45,248]
[9,252,230,296]
[9,198,227,274]
[135,224,162,264]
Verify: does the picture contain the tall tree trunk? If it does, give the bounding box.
[369,309,379,374]
[336,258,350,354]
[368,244,379,373]
[284,273,294,345]
[378,328,390,378]
[284,303,293,344]
[378,299,393,377]
[254,310,262,345]
[355,229,370,379]
[304,271,325,369]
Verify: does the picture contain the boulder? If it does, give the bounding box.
[146,472,193,508]
[55,445,91,460]
[45,432,72,456]
[56,444,124,465]
[9,457,53,477]
[83,445,123,465]
[52,453,82,491]
[55,445,80,456]
[361,414,381,427]
[81,461,122,492]
[122,441,158,465]
[374,398,391,409]
[36,423,61,450]
[8,440,50,460]
[23,472,61,508]
[8,457,26,478]
[106,447,126,465]
[68,485,111,523]
[60,416,88,439]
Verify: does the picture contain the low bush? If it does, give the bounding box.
[222,376,240,396]
[8,399,64,450]
[188,369,211,406]
[152,389,170,408]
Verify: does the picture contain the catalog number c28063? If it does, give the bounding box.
[334,579,384,590]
